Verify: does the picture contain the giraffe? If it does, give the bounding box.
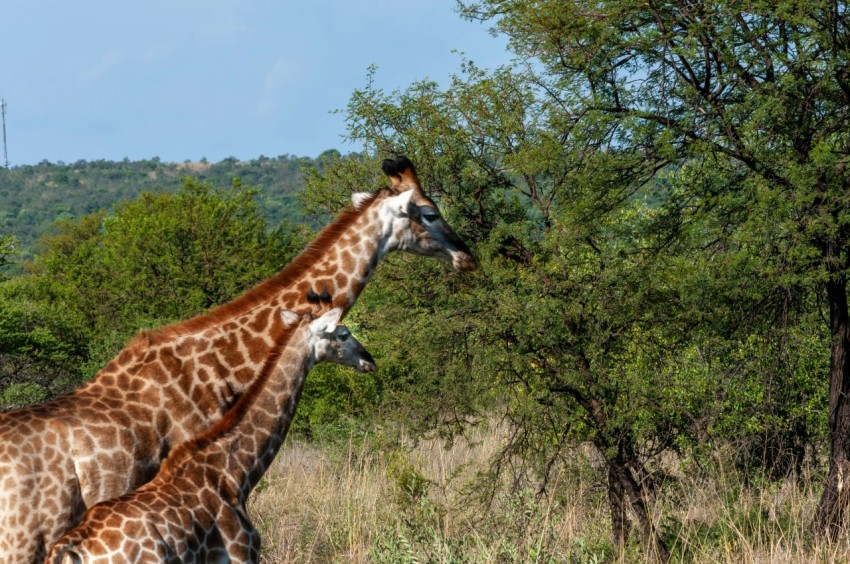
[46,308,375,563]
[0,156,476,562]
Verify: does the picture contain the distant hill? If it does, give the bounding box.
[0,151,342,262]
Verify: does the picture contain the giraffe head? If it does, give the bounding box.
[356,156,477,272]
[282,308,376,373]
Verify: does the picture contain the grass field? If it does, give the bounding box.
[248,425,850,563]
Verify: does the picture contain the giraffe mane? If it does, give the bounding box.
[84,330,152,379]
[144,189,390,344]
[126,330,152,351]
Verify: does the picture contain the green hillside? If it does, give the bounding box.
[0,151,342,262]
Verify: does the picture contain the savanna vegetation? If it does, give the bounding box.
[0,152,330,265]
[3,0,850,561]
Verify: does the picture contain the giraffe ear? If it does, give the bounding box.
[388,189,414,218]
[310,308,343,335]
[280,310,300,327]
[351,192,372,209]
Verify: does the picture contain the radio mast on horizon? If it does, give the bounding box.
[0,99,8,169]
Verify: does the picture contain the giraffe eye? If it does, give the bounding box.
[421,210,439,223]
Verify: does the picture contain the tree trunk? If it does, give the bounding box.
[606,451,670,563]
[608,467,630,549]
[814,277,850,537]
[569,371,669,561]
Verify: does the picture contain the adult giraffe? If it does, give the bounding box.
[0,157,476,562]
[46,308,375,563]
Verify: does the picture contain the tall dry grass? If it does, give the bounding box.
[248,425,850,563]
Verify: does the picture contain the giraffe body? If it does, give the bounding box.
[0,158,476,562]
[46,308,375,563]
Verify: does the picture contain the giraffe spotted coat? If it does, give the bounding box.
[0,158,476,562]
[46,308,375,563]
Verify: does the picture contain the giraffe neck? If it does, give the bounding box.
[165,190,390,331]
[91,192,392,445]
[164,319,316,503]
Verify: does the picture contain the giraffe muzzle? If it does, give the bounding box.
[357,349,377,372]
[451,249,478,272]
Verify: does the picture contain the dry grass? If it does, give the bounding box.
[248,426,850,563]
[249,440,389,561]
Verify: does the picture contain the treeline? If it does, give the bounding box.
[0,151,342,264]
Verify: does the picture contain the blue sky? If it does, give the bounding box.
[1,1,508,166]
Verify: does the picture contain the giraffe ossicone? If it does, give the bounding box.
[0,157,475,562]
[46,308,375,563]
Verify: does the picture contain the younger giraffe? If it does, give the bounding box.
[46,308,375,563]
[0,157,476,562]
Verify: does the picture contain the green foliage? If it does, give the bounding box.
[385,450,431,509]
[30,178,274,336]
[0,234,17,279]
[295,361,383,440]
[0,279,86,408]
[301,0,850,550]
[0,154,330,262]
[0,176,311,402]
[300,150,377,218]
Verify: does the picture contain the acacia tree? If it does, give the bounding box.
[458,0,850,536]
[301,0,839,556]
[306,68,719,559]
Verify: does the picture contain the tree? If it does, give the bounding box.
[0,286,85,408]
[297,0,844,556]
[457,0,850,537]
[0,235,15,279]
[4,177,309,399]
[304,74,703,558]
[33,178,291,335]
